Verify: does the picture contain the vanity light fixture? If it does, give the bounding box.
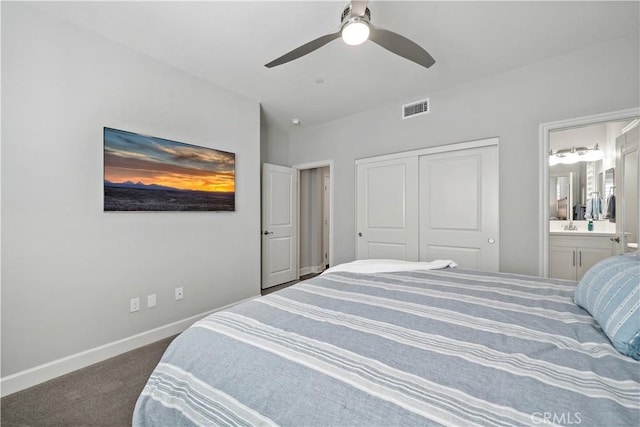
[549,144,604,166]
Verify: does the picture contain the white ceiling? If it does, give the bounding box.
[32,1,640,130]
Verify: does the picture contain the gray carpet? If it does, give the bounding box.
[1,335,176,427]
[1,277,314,426]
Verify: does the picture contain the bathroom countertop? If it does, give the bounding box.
[550,231,616,237]
[550,220,617,236]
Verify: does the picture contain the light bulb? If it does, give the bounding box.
[342,20,370,46]
[580,149,604,162]
[549,146,604,165]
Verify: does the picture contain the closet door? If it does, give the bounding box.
[419,145,499,271]
[356,157,419,261]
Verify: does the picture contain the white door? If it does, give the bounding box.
[419,145,499,271]
[616,125,639,254]
[262,163,297,289]
[356,157,419,260]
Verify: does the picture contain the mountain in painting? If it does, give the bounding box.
[104,180,182,192]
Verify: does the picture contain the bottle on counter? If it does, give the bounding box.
[588,219,594,231]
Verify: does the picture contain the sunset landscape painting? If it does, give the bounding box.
[104,128,235,211]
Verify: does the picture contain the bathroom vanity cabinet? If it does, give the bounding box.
[549,234,616,280]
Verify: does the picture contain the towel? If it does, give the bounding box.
[322,259,458,275]
[606,194,616,222]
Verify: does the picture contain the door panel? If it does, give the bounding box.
[366,242,408,260]
[356,157,419,261]
[577,247,614,279]
[419,145,499,271]
[262,163,297,289]
[270,172,293,225]
[428,156,480,230]
[268,237,294,274]
[549,246,576,280]
[366,163,410,228]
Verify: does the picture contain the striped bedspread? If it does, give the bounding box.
[133,268,640,426]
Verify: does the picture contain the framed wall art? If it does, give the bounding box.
[104,127,235,211]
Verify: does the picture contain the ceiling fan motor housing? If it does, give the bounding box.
[341,5,371,24]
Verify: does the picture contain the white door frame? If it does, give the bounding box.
[355,138,498,165]
[292,160,335,272]
[322,173,331,268]
[538,107,640,277]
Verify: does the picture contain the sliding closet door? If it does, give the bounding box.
[419,145,499,271]
[356,157,419,261]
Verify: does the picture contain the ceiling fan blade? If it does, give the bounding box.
[369,27,436,69]
[350,0,369,16]
[265,31,342,68]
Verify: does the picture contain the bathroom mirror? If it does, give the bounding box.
[549,173,571,220]
[548,121,623,223]
[603,167,615,199]
[549,161,603,220]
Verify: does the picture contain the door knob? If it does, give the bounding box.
[263,231,273,235]
[488,238,495,244]
[358,232,363,237]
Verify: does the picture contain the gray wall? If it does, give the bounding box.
[259,107,291,278]
[276,35,639,275]
[261,110,291,166]
[2,4,261,376]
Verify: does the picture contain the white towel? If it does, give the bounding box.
[322,259,458,275]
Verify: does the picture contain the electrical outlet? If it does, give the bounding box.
[147,294,157,308]
[175,287,184,301]
[130,297,140,313]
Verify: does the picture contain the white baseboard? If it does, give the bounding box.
[0,296,257,397]
[299,264,325,276]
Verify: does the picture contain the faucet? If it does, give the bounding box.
[564,220,578,231]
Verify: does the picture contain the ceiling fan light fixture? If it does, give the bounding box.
[341,19,370,45]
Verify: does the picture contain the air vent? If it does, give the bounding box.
[402,98,430,120]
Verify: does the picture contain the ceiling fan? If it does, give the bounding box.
[265,1,435,69]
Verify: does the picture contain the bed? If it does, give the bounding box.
[133,257,640,426]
